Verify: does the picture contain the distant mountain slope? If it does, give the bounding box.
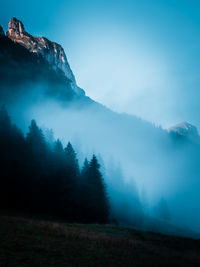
[168,122,200,144]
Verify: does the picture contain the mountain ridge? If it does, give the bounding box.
[1,18,199,132]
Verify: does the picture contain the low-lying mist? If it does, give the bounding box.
[1,35,200,237]
[2,83,200,238]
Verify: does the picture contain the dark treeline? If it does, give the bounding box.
[0,106,109,223]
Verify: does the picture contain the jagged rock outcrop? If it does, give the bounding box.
[0,25,5,36]
[6,17,84,96]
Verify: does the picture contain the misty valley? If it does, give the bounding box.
[0,16,200,266]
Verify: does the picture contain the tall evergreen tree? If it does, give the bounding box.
[26,120,46,153]
[64,142,80,177]
[53,139,65,169]
[25,120,49,212]
[86,155,109,223]
[54,139,64,154]
[81,158,89,178]
[0,105,26,209]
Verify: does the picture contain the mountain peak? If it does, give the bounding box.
[168,122,199,139]
[7,17,26,38]
[6,17,84,96]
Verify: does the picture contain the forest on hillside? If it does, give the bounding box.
[0,105,109,223]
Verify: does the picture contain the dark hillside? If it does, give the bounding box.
[0,214,200,267]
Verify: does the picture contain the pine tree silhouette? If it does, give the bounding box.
[86,155,109,223]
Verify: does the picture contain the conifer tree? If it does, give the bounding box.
[26,120,47,160]
[81,158,89,178]
[54,139,64,154]
[86,155,109,223]
[64,142,79,177]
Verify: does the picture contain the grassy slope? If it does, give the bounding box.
[0,215,200,267]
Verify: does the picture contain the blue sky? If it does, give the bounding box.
[1,0,200,127]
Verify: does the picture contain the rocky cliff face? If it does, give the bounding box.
[5,17,84,96]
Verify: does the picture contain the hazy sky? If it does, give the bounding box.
[1,0,200,128]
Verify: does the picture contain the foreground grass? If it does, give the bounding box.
[0,215,200,266]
